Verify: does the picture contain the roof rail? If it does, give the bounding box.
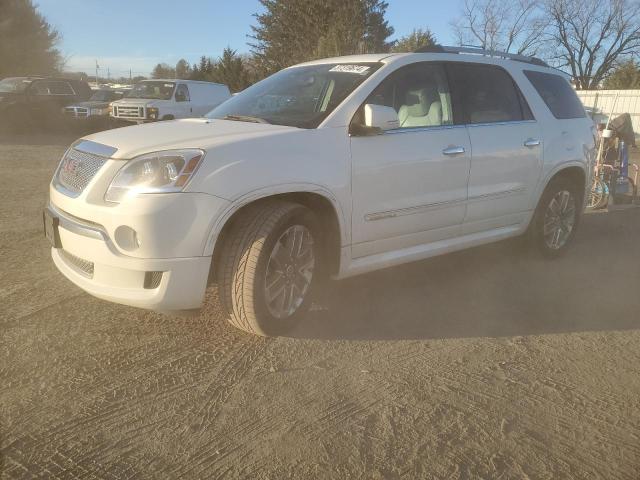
[414,44,548,67]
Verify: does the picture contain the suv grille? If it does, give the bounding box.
[114,105,144,119]
[55,148,107,196]
[60,250,94,278]
[64,107,89,118]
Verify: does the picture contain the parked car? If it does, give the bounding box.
[45,46,594,336]
[110,79,231,123]
[0,77,92,130]
[64,88,126,124]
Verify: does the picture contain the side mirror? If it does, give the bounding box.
[364,104,399,131]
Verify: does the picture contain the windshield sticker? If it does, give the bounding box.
[164,83,174,87]
[329,65,371,75]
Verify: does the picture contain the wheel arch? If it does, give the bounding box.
[205,187,346,282]
[539,163,588,206]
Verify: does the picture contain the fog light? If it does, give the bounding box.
[114,225,140,251]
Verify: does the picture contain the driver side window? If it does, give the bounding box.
[175,84,190,102]
[367,63,453,129]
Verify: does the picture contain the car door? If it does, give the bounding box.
[28,80,74,115]
[350,62,471,259]
[174,84,192,117]
[447,63,543,233]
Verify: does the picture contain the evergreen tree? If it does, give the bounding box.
[250,0,394,74]
[211,48,252,92]
[198,56,209,75]
[0,0,62,77]
[151,63,176,79]
[175,59,191,79]
[391,29,437,53]
[604,61,640,89]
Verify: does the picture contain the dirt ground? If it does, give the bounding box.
[1,134,640,479]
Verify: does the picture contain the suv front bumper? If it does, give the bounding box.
[47,190,229,312]
[51,243,211,311]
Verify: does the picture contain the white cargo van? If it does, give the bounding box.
[110,79,231,123]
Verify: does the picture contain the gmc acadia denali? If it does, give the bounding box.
[45,46,594,336]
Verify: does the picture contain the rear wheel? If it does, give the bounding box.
[216,201,320,336]
[529,178,581,258]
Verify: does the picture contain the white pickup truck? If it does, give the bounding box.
[46,47,594,337]
[110,79,231,123]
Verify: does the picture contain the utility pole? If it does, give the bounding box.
[129,68,132,84]
[95,60,100,87]
[107,67,110,82]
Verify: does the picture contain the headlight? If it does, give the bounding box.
[104,149,205,203]
[147,107,159,120]
[90,107,108,115]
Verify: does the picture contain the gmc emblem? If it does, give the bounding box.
[63,157,81,176]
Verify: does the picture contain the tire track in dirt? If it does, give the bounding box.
[2,293,271,479]
[384,339,640,480]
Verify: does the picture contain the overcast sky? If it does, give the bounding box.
[35,0,461,77]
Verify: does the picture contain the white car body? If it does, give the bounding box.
[110,80,231,123]
[47,51,595,313]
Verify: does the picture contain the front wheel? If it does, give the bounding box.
[216,201,320,336]
[529,178,581,258]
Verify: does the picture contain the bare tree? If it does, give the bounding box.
[451,0,547,55]
[545,0,640,89]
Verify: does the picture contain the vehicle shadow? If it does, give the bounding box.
[291,208,640,341]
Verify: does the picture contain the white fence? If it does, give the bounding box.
[576,89,640,135]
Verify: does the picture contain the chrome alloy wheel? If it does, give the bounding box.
[543,190,576,250]
[264,225,315,319]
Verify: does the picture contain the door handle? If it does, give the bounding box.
[442,146,466,156]
[524,139,541,148]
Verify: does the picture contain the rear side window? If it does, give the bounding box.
[48,81,75,95]
[524,70,586,119]
[448,64,530,124]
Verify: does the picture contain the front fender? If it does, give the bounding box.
[202,183,349,256]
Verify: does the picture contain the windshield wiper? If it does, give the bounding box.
[222,114,270,124]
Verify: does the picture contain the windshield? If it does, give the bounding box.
[206,63,381,128]
[90,90,114,101]
[125,81,175,100]
[0,77,32,93]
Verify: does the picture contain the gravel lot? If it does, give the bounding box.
[1,134,640,479]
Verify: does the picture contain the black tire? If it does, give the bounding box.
[216,200,320,336]
[529,177,582,258]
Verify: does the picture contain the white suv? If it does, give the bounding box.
[45,46,595,336]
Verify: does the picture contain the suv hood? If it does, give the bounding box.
[68,100,110,109]
[112,98,159,107]
[81,118,299,159]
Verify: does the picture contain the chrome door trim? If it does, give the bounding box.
[467,186,526,203]
[365,197,467,222]
[382,124,468,136]
[466,120,538,128]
